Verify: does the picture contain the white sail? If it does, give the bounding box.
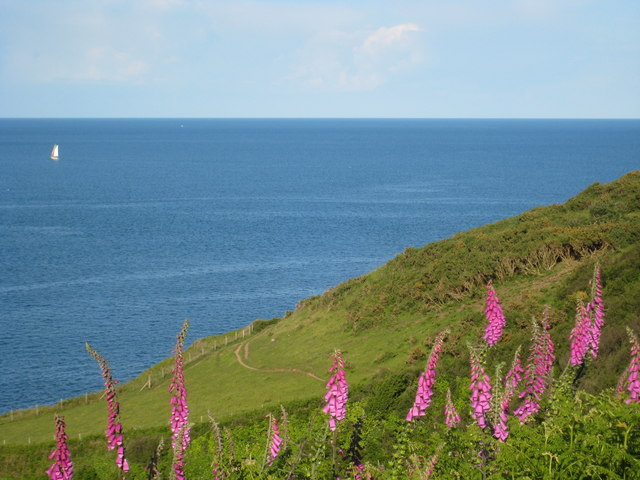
[50,144,59,160]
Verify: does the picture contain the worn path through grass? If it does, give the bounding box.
[233,341,324,382]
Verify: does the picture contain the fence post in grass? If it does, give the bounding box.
[142,375,151,390]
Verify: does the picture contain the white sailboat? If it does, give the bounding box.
[50,144,59,161]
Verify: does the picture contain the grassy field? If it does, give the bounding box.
[1,170,639,451]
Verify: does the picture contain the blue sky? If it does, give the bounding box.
[1,0,639,118]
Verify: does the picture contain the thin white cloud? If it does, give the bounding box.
[361,24,421,55]
[1,0,199,85]
[289,23,424,91]
[83,47,149,82]
[8,45,150,84]
[141,0,184,11]
[193,0,362,34]
[510,0,590,19]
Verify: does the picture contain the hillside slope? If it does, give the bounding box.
[1,171,639,446]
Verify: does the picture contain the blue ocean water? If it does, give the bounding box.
[0,119,638,413]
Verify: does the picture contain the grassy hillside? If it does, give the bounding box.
[1,170,639,458]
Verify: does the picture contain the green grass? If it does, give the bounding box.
[1,170,639,450]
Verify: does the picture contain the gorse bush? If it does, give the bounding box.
[38,265,640,480]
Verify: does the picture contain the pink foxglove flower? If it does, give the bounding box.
[493,348,523,442]
[514,309,555,422]
[424,452,439,479]
[208,416,223,480]
[493,398,509,442]
[616,369,628,399]
[323,350,348,431]
[469,347,492,429]
[423,444,444,479]
[46,415,73,480]
[444,388,460,428]
[569,298,591,366]
[624,327,640,404]
[504,347,524,394]
[586,265,605,358]
[170,319,190,480]
[85,343,129,472]
[407,330,448,422]
[484,281,506,347]
[267,416,282,465]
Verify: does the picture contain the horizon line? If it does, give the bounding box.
[2,116,639,121]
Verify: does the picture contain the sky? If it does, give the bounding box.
[1,0,639,118]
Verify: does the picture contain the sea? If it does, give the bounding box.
[1,119,639,414]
